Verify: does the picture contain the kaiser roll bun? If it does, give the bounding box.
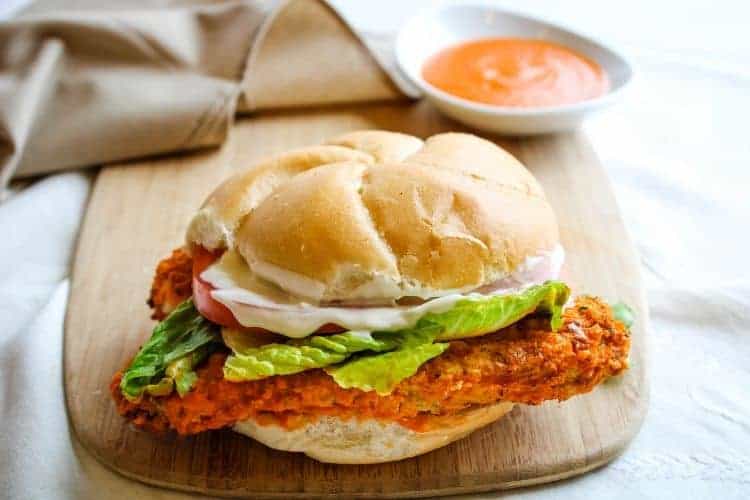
[233,401,515,464]
[186,131,558,303]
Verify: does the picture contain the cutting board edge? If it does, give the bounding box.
[68,412,644,499]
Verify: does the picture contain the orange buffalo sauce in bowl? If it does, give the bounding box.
[422,38,610,108]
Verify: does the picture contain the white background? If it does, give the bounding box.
[2,1,749,499]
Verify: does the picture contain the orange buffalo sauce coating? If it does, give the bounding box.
[422,38,609,108]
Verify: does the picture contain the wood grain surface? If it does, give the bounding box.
[64,102,649,498]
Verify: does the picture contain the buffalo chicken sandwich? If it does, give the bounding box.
[111,131,632,463]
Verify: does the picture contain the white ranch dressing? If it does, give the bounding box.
[202,245,564,338]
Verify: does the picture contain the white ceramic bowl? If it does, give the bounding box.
[395,3,633,135]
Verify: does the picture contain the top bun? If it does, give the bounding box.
[186,131,559,303]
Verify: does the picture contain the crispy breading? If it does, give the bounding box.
[147,248,192,320]
[112,296,630,435]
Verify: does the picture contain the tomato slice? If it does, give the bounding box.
[191,245,345,334]
[192,246,242,329]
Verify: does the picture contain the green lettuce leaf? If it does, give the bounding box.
[142,377,173,397]
[223,330,399,381]
[166,344,215,397]
[326,343,449,395]
[119,299,221,401]
[428,281,570,340]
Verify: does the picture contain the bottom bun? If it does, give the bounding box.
[233,402,515,464]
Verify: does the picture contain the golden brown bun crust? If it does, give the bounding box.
[233,402,515,464]
[187,131,559,301]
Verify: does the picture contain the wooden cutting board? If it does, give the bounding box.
[64,102,648,498]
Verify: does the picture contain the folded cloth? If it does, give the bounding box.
[0,0,407,185]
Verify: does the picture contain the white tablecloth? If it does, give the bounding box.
[2,1,749,498]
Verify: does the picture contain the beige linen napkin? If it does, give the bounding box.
[0,0,409,186]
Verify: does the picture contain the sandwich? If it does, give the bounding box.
[111,130,632,464]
